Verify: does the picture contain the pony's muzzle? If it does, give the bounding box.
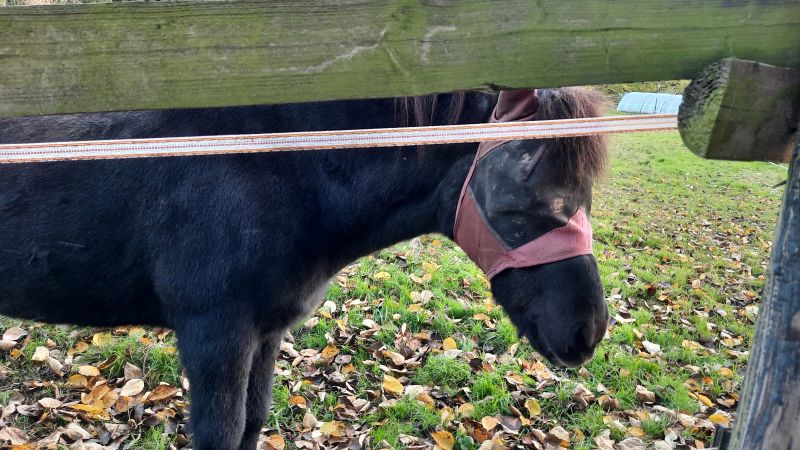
[560,315,608,367]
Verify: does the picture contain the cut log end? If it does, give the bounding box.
[678,60,730,158]
[678,58,800,163]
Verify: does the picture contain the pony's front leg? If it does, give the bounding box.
[174,312,257,450]
[238,331,282,450]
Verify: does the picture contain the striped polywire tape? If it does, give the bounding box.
[0,114,677,164]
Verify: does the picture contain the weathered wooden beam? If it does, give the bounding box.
[729,137,800,449]
[678,58,800,162]
[1,1,799,117]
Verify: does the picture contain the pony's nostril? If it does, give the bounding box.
[571,323,603,353]
[576,324,594,348]
[565,324,594,357]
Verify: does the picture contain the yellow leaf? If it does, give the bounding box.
[10,348,22,359]
[78,365,100,377]
[458,402,474,417]
[10,443,36,450]
[696,393,714,407]
[409,274,426,284]
[264,434,285,450]
[320,344,339,361]
[525,398,541,417]
[320,421,347,437]
[681,339,704,351]
[547,426,571,447]
[718,367,734,377]
[382,375,405,396]
[709,412,730,426]
[382,350,406,366]
[481,415,499,430]
[440,406,455,424]
[127,327,147,337]
[162,346,177,355]
[92,332,113,346]
[373,271,391,280]
[67,403,110,420]
[422,262,440,274]
[416,392,435,408]
[407,304,423,313]
[67,374,88,388]
[629,426,645,437]
[431,430,455,450]
[67,341,90,356]
[442,337,458,351]
[473,313,492,324]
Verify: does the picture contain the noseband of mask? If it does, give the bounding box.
[453,89,594,279]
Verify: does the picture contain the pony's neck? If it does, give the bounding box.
[316,92,494,267]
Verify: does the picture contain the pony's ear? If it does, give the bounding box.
[493,89,538,122]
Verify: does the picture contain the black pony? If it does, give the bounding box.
[0,88,609,450]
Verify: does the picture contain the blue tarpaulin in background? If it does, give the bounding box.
[617,92,683,114]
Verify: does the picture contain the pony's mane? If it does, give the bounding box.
[398,88,609,188]
[395,93,465,127]
[534,87,610,188]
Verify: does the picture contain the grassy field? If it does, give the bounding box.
[0,130,786,449]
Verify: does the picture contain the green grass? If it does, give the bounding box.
[469,371,513,418]
[0,128,784,449]
[413,355,471,394]
[135,426,176,450]
[368,397,440,447]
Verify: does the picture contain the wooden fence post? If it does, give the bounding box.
[727,136,799,449]
[678,58,800,449]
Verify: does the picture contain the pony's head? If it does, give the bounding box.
[456,88,609,367]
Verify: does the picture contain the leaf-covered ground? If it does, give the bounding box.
[0,130,787,449]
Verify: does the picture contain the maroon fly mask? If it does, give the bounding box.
[453,89,594,279]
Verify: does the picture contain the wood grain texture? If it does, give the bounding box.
[729,138,800,450]
[679,58,800,162]
[1,0,799,117]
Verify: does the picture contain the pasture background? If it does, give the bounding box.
[0,117,787,448]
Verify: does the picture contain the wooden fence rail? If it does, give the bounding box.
[1,0,799,117]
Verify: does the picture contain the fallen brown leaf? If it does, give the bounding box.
[264,434,285,450]
[78,365,100,377]
[119,378,145,397]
